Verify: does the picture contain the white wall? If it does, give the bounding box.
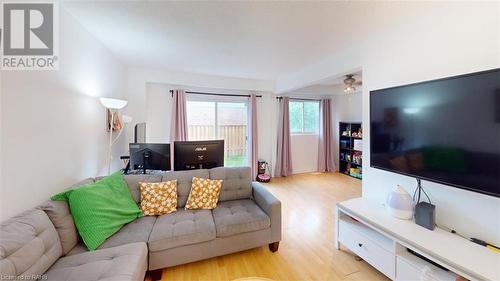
[0,7,127,221]
[146,83,172,143]
[143,80,334,175]
[275,2,500,244]
[290,134,319,173]
[126,67,274,131]
[256,94,278,172]
[131,68,351,176]
[127,70,278,173]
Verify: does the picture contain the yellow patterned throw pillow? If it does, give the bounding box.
[139,180,178,216]
[185,177,223,210]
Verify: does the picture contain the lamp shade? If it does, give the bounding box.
[99,97,128,109]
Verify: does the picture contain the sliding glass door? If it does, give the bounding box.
[186,99,249,167]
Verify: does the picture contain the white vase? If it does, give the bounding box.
[386,185,414,220]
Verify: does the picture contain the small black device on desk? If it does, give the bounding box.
[127,143,170,174]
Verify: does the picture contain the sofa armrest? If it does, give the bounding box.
[252,181,281,243]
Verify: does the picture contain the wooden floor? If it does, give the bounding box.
[147,172,390,281]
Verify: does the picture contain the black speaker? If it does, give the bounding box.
[415,202,435,230]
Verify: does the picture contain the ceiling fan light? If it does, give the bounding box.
[344,85,356,93]
[343,74,357,94]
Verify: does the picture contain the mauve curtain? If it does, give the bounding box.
[275,97,293,177]
[318,99,336,172]
[249,94,259,179]
[170,89,188,142]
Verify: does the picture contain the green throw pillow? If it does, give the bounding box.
[51,171,142,250]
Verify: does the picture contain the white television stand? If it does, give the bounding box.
[335,197,499,281]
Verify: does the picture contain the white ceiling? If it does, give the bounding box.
[285,71,362,96]
[64,1,407,81]
[315,72,362,86]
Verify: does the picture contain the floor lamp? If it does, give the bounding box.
[100,97,129,175]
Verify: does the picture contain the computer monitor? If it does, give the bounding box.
[129,143,170,174]
[174,140,224,171]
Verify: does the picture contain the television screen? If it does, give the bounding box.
[370,68,500,197]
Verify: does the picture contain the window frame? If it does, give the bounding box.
[185,94,250,167]
[289,99,320,135]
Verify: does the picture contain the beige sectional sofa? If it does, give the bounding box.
[0,167,281,281]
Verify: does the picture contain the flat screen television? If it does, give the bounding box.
[174,140,224,171]
[370,68,500,197]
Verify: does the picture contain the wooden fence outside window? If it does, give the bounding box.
[188,125,247,156]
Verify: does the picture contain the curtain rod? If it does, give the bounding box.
[170,90,262,98]
[276,96,321,101]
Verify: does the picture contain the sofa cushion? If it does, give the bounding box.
[148,209,215,251]
[38,178,94,255]
[209,167,252,202]
[38,201,79,256]
[123,174,162,203]
[65,243,88,256]
[44,242,147,281]
[162,169,209,208]
[0,209,62,279]
[98,216,157,250]
[212,199,270,237]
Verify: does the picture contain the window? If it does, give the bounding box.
[289,100,320,134]
[186,99,249,167]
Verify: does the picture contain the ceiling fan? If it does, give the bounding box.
[343,74,362,93]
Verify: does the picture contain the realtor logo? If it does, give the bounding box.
[1,2,59,70]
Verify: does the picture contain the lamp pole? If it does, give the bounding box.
[107,109,115,175]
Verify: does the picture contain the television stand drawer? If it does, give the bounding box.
[338,216,395,279]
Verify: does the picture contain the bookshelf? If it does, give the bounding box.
[339,122,362,179]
